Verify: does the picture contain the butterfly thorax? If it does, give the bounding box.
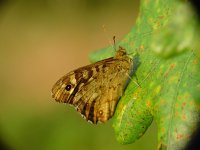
[115,46,127,59]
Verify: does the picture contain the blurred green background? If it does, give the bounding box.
[0,0,157,150]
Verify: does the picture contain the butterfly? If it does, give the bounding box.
[51,46,134,124]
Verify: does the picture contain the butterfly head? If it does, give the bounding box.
[51,71,79,103]
[115,46,127,59]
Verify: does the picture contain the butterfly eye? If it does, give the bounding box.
[65,84,72,91]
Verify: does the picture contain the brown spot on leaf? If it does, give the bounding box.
[161,127,165,133]
[175,128,184,140]
[159,15,165,19]
[178,96,182,100]
[164,64,176,78]
[193,59,198,64]
[146,100,152,108]
[182,102,186,108]
[170,63,176,69]
[190,101,195,107]
[175,112,179,117]
[140,45,144,50]
[182,114,186,120]
[184,94,189,99]
[175,102,179,108]
[176,133,184,140]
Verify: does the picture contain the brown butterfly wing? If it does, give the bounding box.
[71,58,132,124]
[51,63,95,104]
[52,48,133,124]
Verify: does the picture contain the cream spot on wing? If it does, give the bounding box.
[98,65,103,72]
[82,70,88,79]
[70,74,76,84]
[88,77,94,82]
[81,114,86,120]
[68,87,75,94]
[79,83,85,89]
[55,89,62,99]
[61,84,66,88]
[92,67,97,75]
[91,92,99,100]
[104,67,109,72]
[87,120,93,124]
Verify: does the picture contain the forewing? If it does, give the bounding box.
[72,58,133,124]
[52,56,133,124]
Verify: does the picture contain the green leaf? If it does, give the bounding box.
[151,2,200,58]
[89,0,200,149]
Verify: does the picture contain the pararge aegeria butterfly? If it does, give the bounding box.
[51,46,134,124]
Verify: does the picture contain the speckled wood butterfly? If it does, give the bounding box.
[51,46,134,124]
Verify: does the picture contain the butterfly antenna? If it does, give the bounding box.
[102,24,115,51]
[113,36,117,51]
